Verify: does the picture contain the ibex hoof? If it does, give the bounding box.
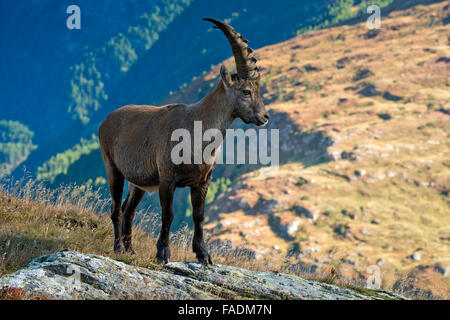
[114,242,126,254]
[125,247,135,255]
[156,246,171,264]
[123,240,135,254]
[196,251,213,265]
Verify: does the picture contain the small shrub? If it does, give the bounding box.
[295,177,308,186]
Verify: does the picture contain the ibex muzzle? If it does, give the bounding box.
[99,18,269,264]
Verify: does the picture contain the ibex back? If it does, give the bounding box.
[99,18,269,264]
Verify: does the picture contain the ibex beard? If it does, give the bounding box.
[98,18,269,265]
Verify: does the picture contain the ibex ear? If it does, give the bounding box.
[220,65,232,88]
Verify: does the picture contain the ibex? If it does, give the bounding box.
[99,18,269,264]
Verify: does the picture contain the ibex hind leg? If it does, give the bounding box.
[121,184,145,254]
[156,179,176,264]
[105,161,126,253]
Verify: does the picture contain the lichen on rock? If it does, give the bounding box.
[0,250,406,300]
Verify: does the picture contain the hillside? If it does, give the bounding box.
[4,0,192,176]
[162,0,450,298]
[1,0,188,141]
[10,0,333,178]
[0,186,405,300]
[0,121,36,176]
[1,0,448,299]
[24,0,411,230]
[12,0,404,186]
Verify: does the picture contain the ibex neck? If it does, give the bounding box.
[192,81,234,134]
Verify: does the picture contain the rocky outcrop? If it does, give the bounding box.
[0,250,405,300]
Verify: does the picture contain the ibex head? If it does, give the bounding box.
[204,18,269,127]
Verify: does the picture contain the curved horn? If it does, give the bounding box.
[203,17,259,79]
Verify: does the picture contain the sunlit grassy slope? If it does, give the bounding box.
[0,181,283,278]
[163,0,450,298]
[0,181,425,300]
[1,0,448,300]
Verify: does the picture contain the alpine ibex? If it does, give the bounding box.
[99,18,269,264]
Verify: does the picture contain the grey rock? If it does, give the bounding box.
[0,250,406,300]
[354,169,366,177]
[409,252,422,261]
[165,262,404,300]
[434,264,450,277]
[0,250,230,300]
[286,220,301,236]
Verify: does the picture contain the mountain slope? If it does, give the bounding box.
[5,0,192,177]
[163,0,450,298]
[25,0,406,229]
[0,187,405,300]
[13,0,334,179]
[1,0,184,141]
[3,0,447,298]
[0,121,36,176]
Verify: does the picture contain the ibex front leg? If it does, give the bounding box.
[190,182,213,265]
[156,179,175,264]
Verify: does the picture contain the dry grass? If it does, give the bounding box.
[0,178,157,274]
[0,177,285,276]
[0,179,379,280]
[0,178,443,299]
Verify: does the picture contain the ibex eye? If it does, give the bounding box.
[242,90,251,96]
